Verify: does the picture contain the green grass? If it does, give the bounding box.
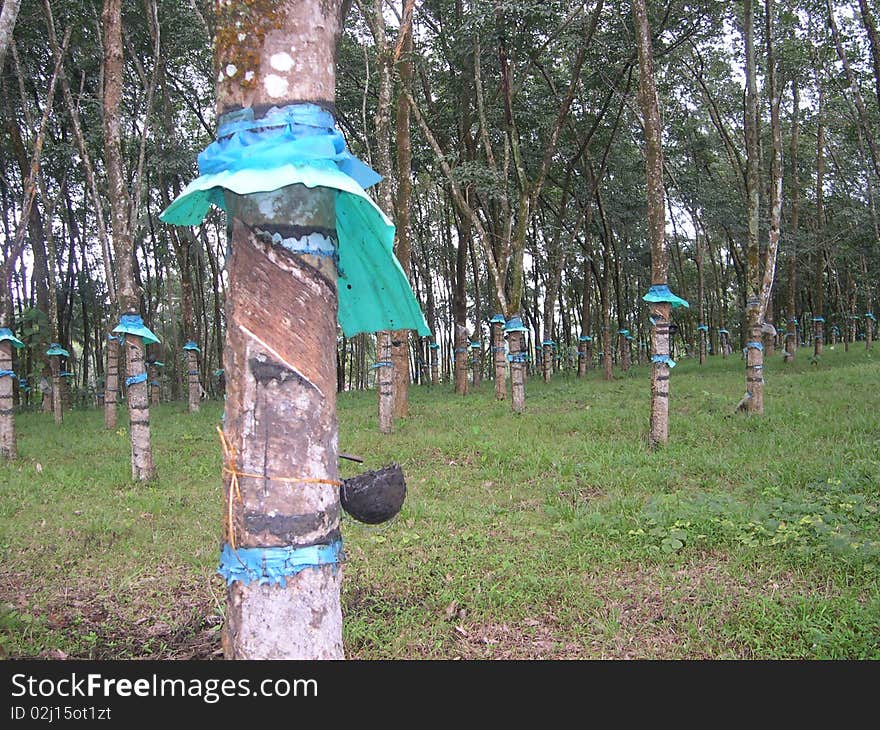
[1,344,878,659]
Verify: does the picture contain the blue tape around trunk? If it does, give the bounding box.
[125,372,148,386]
[651,354,676,368]
[697,324,709,332]
[0,369,15,378]
[507,352,528,363]
[812,317,825,323]
[371,361,393,369]
[217,540,343,587]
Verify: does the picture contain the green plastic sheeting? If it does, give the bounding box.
[160,165,429,339]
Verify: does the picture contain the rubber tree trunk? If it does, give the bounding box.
[209,0,347,661]
[377,331,394,434]
[509,329,525,413]
[103,0,154,478]
[104,335,119,428]
[430,344,439,385]
[618,331,630,372]
[492,321,506,399]
[149,362,160,406]
[634,0,674,444]
[187,349,200,413]
[814,91,826,360]
[0,342,14,459]
[542,343,552,382]
[51,357,62,425]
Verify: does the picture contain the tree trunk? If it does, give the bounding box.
[0,341,14,459]
[634,0,674,444]
[814,89,826,359]
[213,0,345,659]
[103,0,154,479]
[741,0,764,414]
[104,336,119,428]
[785,81,800,362]
[509,329,525,413]
[377,331,394,433]
[187,349,200,413]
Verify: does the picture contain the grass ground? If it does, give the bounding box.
[1,344,878,659]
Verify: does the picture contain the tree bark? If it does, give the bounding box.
[634,0,673,444]
[103,0,154,479]
[213,0,345,659]
[741,0,765,414]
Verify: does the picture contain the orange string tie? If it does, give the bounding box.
[215,426,343,551]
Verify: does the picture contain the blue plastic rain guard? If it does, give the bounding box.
[218,540,342,587]
[153,361,165,367]
[719,328,730,335]
[428,342,440,350]
[59,371,73,377]
[183,340,200,352]
[697,324,709,331]
[812,316,825,323]
[159,103,428,339]
[489,313,506,324]
[0,328,25,349]
[867,313,877,321]
[46,343,69,357]
[113,314,160,346]
[470,341,480,349]
[542,340,556,347]
[504,317,528,334]
[618,329,629,336]
[642,284,689,309]
[214,369,224,376]
[579,335,592,342]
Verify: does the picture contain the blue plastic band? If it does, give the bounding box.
[183,340,201,352]
[59,371,73,378]
[643,284,689,309]
[371,361,393,369]
[812,317,825,323]
[579,335,592,342]
[429,343,440,350]
[491,346,506,352]
[507,352,528,363]
[617,329,630,336]
[542,340,556,347]
[697,324,709,332]
[206,105,378,188]
[217,540,343,588]
[625,335,634,341]
[470,341,481,349]
[153,361,164,367]
[453,347,468,354]
[187,370,200,375]
[214,369,225,376]
[150,380,160,386]
[125,372,148,386]
[0,370,15,378]
[866,313,877,321]
[746,341,764,351]
[651,354,676,368]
